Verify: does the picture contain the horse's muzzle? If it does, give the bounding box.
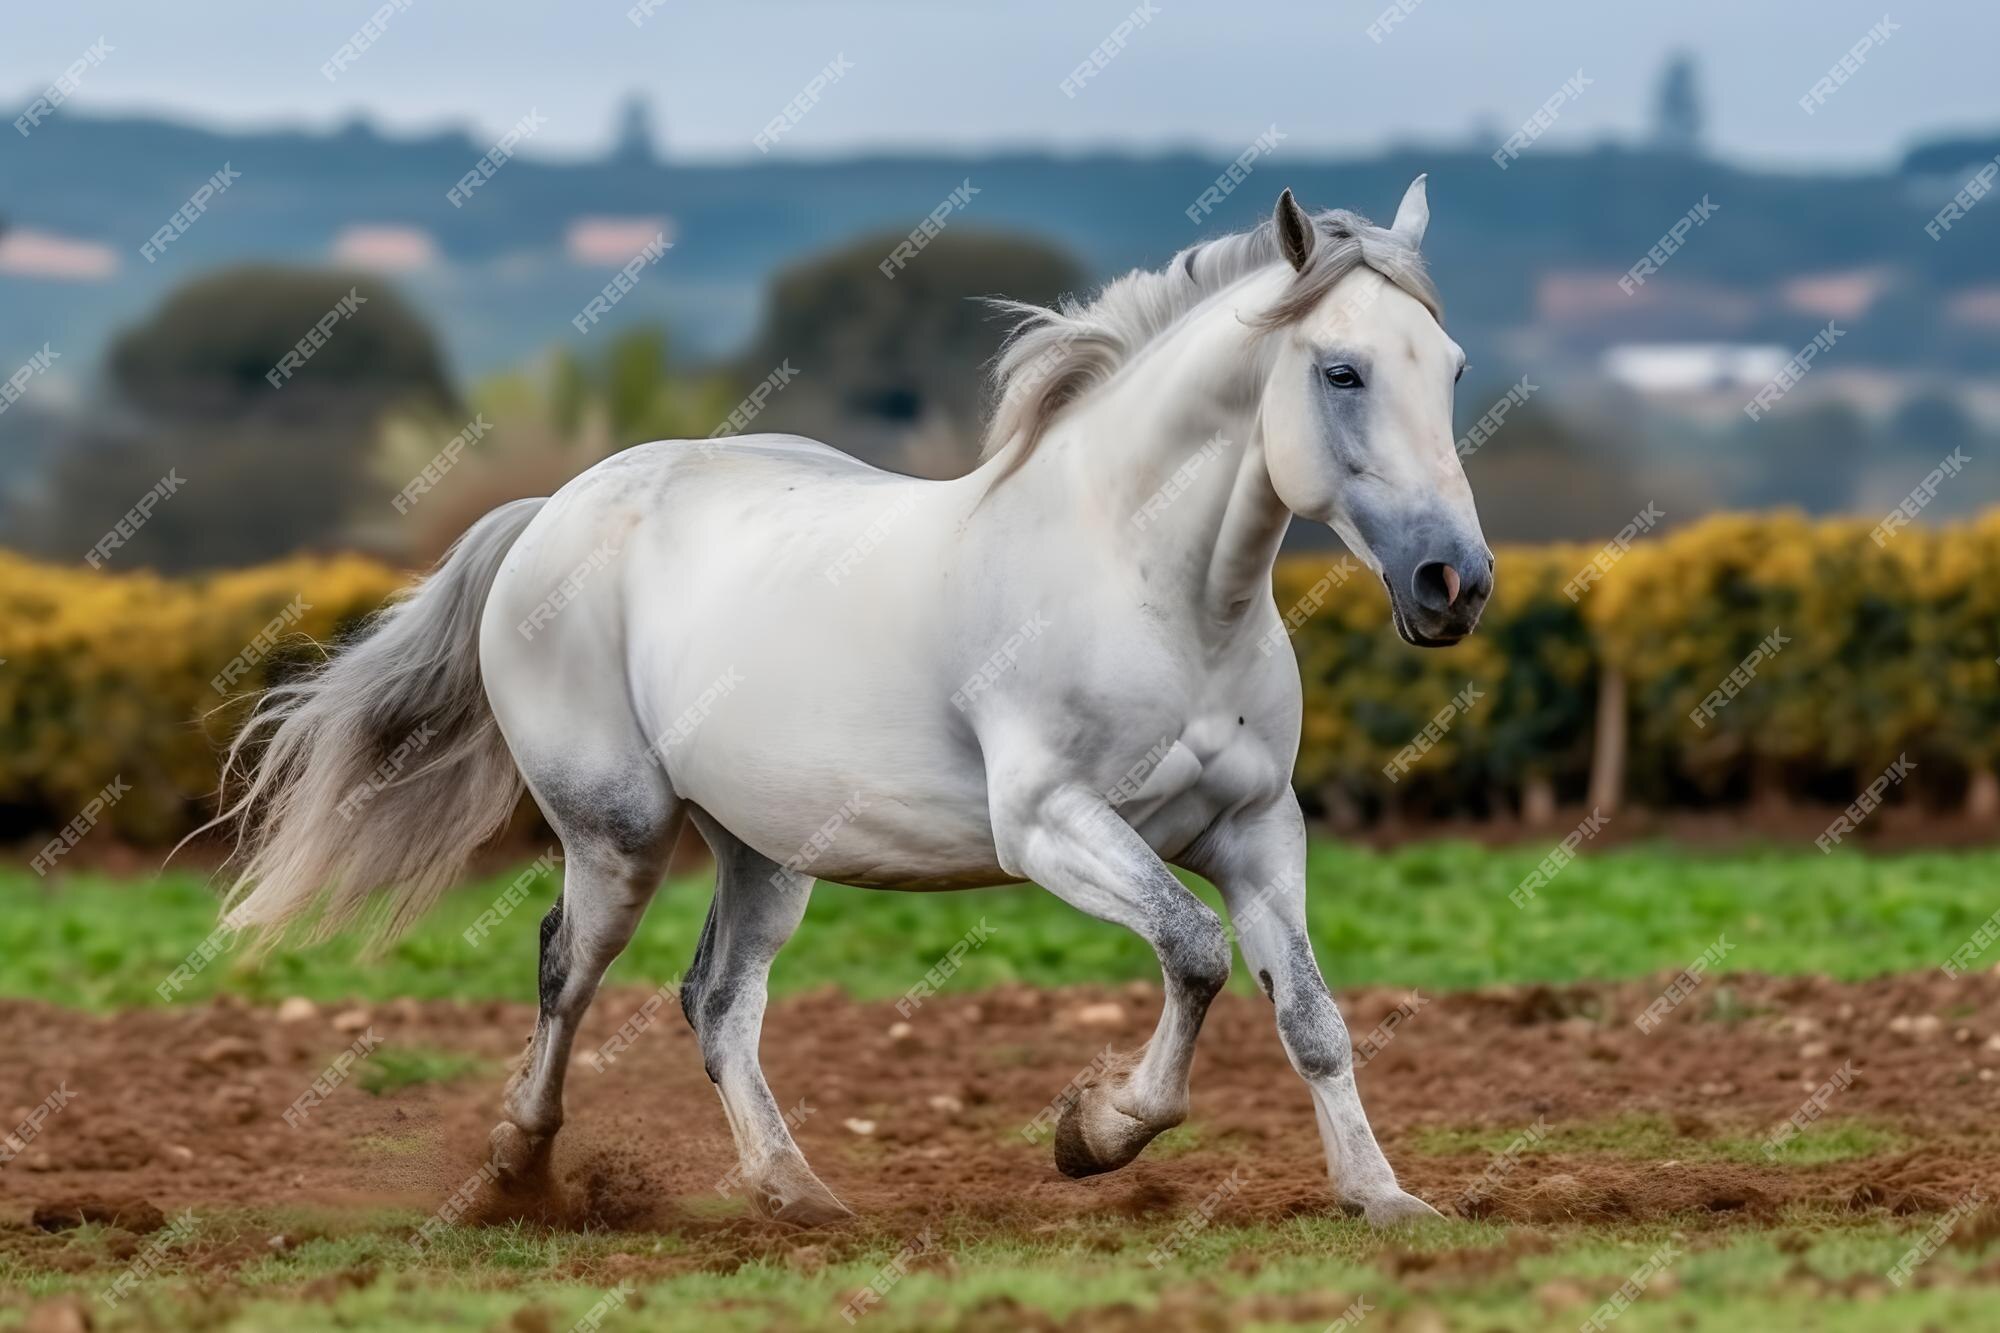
[1383,545,1493,647]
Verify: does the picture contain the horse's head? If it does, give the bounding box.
[1256,182,1492,647]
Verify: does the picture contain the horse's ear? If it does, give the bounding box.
[1273,188,1314,273]
[1391,174,1429,247]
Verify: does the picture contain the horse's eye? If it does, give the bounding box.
[1323,364,1363,389]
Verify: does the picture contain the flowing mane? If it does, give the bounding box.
[982,208,1442,464]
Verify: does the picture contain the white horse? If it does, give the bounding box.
[220,182,1491,1227]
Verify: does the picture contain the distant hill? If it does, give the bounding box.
[1902,134,2000,178]
[3,107,1999,395]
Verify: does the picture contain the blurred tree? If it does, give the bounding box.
[367,372,614,565]
[546,326,738,443]
[548,345,592,438]
[106,266,455,421]
[1457,393,1714,545]
[10,416,378,571]
[604,328,671,439]
[742,229,1085,433]
[1741,402,1870,514]
[1870,390,1987,520]
[363,334,742,563]
[1652,52,1705,155]
[4,267,458,570]
[1889,390,1977,458]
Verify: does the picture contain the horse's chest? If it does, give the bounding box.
[1055,634,1297,849]
[1107,717,1287,854]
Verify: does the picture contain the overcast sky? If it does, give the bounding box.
[5,2,1991,167]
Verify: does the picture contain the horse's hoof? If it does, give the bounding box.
[1357,1190,1444,1226]
[746,1157,853,1228]
[487,1121,553,1190]
[763,1190,855,1229]
[1052,1085,1164,1178]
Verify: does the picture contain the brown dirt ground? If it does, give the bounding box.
[3,968,1998,1275]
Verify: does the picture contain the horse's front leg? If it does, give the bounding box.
[990,779,1231,1177]
[1185,790,1439,1225]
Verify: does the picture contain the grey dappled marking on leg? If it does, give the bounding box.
[536,899,568,1022]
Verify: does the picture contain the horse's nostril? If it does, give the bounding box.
[1413,561,1459,612]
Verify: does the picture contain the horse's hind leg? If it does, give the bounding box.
[679,811,850,1226]
[488,778,683,1187]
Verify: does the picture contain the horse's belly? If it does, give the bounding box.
[661,645,1290,886]
[693,775,1016,890]
[661,684,1015,888]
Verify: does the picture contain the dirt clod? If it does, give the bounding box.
[1070,1002,1127,1028]
[30,1197,166,1234]
[21,1299,91,1333]
[330,1008,372,1035]
[196,1036,264,1069]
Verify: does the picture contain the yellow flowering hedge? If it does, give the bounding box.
[3,506,1996,843]
[1919,508,2000,771]
[1282,507,2000,812]
[1581,509,1998,801]
[0,552,405,841]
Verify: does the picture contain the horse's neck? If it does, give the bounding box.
[1013,297,1291,618]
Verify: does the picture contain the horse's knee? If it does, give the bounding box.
[1278,985,1352,1081]
[1161,899,1231,1002]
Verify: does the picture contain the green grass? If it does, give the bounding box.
[6,1205,1998,1331]
[353,1046,489,1096]
[3,841,1995,1009]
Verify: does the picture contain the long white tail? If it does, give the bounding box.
[215,497,546,944]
